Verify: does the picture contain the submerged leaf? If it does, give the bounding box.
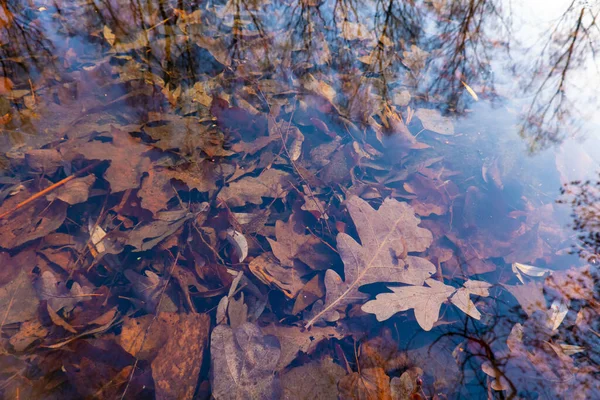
[211,323,281,399]
[305,197,435,327]
[362,278,491,330]
[415,108,454,135]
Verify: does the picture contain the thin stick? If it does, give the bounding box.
[0,161,102,220]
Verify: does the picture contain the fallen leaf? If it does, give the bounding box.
[35,271,91,312]
[262,324,344,370]
[306,196,435,327]
[218,168,292,207]
[127,208,194,252]
[390,367,423,400]
[0,182,68,249]
[151,313,210,400]
[9,319,48,352]
[46,303,77,333]
[60,127,152,193]
[226,228,248,263]
[502,281,546,317]
[124,269,177,313]
[138,168,175,215]
[46,174,96,205]
[461,81,479,101]
[362,278,455,330]
[267,212,326,270]
[338,367,392,400]
[362,278,490,330]
[281,357,346,399]
[0,268,39,325]
[211,322,281,399]
[512,262,552,284]
[415,108,454,135]
[249,253,306,298]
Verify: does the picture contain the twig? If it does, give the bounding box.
[0,161,102,220]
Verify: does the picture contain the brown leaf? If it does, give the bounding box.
[151,313,210,400]
[138,168,175,215]
[267,212,328,270]
[306,196,435,327]
[46,174,95,205]
[25,149,63,174]
[211,323,281,399]
[0,268,39,325]
[218,168,292,207]
[163,161,220,193]
[249,253,305,298]
[281,357,346,400]
[390,367,423,400]
[144,114,233,157]
[127,208,194,252]
[35,271,91,312]
[293,274,325,314]
[124,269,178,313]
[0,182,68,249]
[262,324,344,370]
[338,367,392,400]
[9,320,48,352]
[60,127,152,192]
[46,303,77,333]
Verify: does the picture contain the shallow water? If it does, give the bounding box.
[0,0,599,398]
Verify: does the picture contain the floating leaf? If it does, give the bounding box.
[461,80,479,101]
[512,262,552,284]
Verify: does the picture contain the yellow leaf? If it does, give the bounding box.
[103,25,116,46]
[461,80,479,101]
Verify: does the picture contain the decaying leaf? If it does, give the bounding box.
[211,322,281,399]
[45,174,96,205]
[124,269,178,313]
[362,278,491,331]
[249,253,305,298]
[218,168,292,207]
[0,269,39,325]
[338,367,392,400]
[281,357,346,400]
[262,324,344,370]
[35,271,92,312]
[0,183,68,249]
[415,108,454,135]
[127,208,194,252]
[306,196,435,327]
[267,213,328,270]
[390,367,423,400]
[60,127,153,193]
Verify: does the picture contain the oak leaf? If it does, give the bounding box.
[305,196,435,327]
[362,278,491,331]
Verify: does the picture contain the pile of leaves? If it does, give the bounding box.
[0,0,599,399]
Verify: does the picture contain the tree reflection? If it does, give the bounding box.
[559,171,600,264]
